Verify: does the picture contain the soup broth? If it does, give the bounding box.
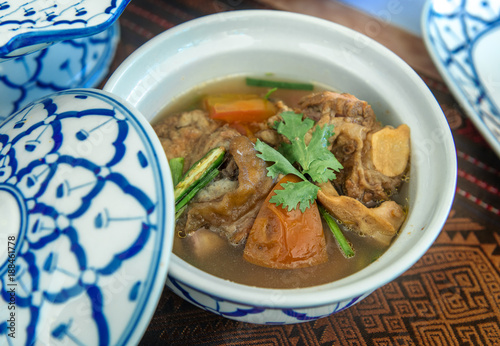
[154,75,330,124]
[155,75,405,289]
[173,219,387,289]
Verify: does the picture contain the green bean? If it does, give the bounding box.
[175,169,220,220]
[246,77,314,90]
[174,147,225,203]
[319,205,355,258]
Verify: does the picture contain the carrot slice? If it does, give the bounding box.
[243,175,328,269]
[204,94,276,123]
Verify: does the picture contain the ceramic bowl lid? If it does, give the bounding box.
[0,88,174,345]
[0,0,130,59]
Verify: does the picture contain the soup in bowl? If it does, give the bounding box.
[104,10,456,324]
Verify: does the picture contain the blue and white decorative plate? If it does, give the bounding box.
[0,21,120,123]
[0,89,174,345]
[0,0,130,59]
[422,0,500,157]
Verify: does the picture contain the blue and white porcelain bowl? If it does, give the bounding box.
[0,0,130,60]
[0,89,175,344]
[104,11,457,325]
[0,22,120,122]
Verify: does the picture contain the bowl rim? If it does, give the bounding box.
[105,9,458,309]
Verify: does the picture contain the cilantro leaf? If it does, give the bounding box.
[269,180,320,213]
[275,111,314,141]
[254,139,306,180]
[255,111,343,212]
[303,122,343,182]
[276,112,342,183]
[275,112,313,165]
[307,159,341,183]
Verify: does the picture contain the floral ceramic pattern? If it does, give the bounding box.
[422,0,500,156]
[0,22,120,123]
[0,89,173,345]
[167,276,368,325]
[0,0,130,58]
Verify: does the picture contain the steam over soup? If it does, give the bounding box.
[153,76,410,289]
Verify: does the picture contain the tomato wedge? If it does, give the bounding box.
[243,175,328,269]
[204,94,276,123]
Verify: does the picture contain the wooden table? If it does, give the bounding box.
[104,1,500,344]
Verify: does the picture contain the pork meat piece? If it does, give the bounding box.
[298,91,410,207]
[181,136,275,245]
[299,91,378,127]
[317,182,405,245]
[153,109,219,163]
[153,109,241,169]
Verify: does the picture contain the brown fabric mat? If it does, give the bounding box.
[101,0,500,344]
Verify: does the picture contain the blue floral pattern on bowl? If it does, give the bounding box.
[166,276,368,325]
[0,0,130,59]
[422,0,500,156]
[0,89,174,345]
[0,21,120,123]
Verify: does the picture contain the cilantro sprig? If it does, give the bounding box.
[255,111,343,212]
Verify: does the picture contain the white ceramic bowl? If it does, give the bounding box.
[104,10,457,324]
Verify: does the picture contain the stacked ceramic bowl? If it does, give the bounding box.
[0,0,130,121]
